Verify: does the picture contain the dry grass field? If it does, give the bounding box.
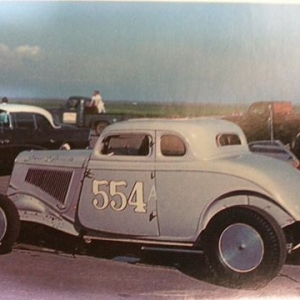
[9,97,300,119]
[8,97,249,118]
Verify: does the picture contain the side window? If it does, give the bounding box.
[0,112,10,127]
[161,134,186,156]
[216,134,241,147]
[248,103,267,117]
[66,98,79,109]
[101,134,150,156]
[35,114,52,130]
[13,113,35,130]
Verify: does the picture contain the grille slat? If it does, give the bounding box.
[25,168,73,204]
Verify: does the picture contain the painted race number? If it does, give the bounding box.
[92,179,147,213]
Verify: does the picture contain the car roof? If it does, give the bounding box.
[108,117,238,130]
[110,117,245,134]
[0,103,49,114]
[101,118,249,159]
[0,103,58,128]
[68,96,90,101]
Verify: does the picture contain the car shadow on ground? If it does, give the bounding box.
[286,249,300,265]
[15,222,300,289]
[15,222,214,283]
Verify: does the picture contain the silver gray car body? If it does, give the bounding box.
[6,118,300,287]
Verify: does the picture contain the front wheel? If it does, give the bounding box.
[202,206,286,288]
[0,195,20,254]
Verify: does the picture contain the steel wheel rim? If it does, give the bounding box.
[0,207,7,241]
[60,143,71,150]
[219,223,264,273]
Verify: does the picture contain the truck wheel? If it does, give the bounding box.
[95,122,108,136]
[202,206,286,288]
[0,195,20,254]
[59,143,71,150]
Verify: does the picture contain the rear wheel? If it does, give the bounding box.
[59,143,71,150]
[0,195,20,254]
[202,206,287,288]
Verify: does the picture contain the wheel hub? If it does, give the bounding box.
[219,223,264,273]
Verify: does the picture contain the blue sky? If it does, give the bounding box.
[1,2,300,104]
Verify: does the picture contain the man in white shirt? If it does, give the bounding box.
[90,90,106,113]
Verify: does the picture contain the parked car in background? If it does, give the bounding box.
[249,140,300,170]
[0,103,90,175]
[224,101,300,158]
[5,118,300,288]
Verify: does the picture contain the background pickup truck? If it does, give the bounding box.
[224,101,300,158]
[50,96,133,135]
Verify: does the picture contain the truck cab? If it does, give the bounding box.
[50,96,129,136]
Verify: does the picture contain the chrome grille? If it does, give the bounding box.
[25,168,73,204]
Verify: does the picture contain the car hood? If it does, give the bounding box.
[210,152,300,219]
[14,149,92,169]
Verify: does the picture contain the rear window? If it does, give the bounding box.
[216,134,242,147]
[35,114,52,130]
[12,113,35,130]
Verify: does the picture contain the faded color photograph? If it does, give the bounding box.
[1,1,300,299]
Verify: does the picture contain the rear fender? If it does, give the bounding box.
[198,192,294,235]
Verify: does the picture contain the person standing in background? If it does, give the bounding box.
[90,90,106,113]
[1,97,8,104]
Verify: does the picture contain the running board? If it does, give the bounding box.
[83,235,194,248]
[141,246,204,254]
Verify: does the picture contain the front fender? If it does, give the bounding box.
[12,193,80,236]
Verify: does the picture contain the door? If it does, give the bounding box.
[78,132,159,236]
[0,112,39,174]
[33,113,62,149]
[8,112,46,150]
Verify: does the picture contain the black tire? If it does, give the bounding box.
[95,122,108,136]
[0,195,20,254]
[201,206,287,288]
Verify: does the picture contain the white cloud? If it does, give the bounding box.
[15,45,41,58]
[0,43,10,54]
[0,43,42,71]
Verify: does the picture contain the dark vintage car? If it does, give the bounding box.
[0,103,91,175]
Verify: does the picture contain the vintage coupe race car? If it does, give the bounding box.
[0,103,91,175]
[3,118,300,287]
